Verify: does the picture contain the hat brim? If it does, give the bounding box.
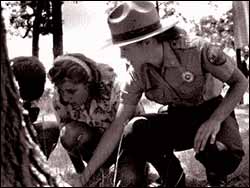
[102,17,179,48]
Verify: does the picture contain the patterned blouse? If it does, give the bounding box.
[52,63,143,132]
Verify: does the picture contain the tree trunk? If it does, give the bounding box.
[1,7,70,187]
[233,1,249,104]
[232,1,249,49]
[32,0,42,57]
[52,1,63,58]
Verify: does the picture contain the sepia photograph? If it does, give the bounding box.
[1,1,249,187]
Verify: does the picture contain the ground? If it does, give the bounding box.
[46,103,249,187]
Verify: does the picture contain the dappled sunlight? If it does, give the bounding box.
[47,141,76,176]
[235,105,249,135]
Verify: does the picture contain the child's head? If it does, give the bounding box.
[11,56,46,101]
[48,53,101,106]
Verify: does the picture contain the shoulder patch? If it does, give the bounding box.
[206,46,227,66]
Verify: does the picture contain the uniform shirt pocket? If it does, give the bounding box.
[178,74,205,103]
[145,86,179,105]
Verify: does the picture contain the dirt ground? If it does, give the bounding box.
[47,104,249,187]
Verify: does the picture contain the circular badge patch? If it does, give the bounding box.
[182,71,194,82]
[207,46,226,65]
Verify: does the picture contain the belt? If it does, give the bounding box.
[169,95,222,108]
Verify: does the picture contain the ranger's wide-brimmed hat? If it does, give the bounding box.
[105,1,179,47]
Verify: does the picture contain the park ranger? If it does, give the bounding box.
[78,1,248,187]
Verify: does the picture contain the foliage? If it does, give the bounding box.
[3,1,55,38]
[158,1,180,19]
[4,1,234,50]
[157,1,234,50]
[194,9,234,49]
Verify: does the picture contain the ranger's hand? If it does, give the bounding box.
[194,119,221,153]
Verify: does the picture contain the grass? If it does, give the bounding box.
[39,91,249,187]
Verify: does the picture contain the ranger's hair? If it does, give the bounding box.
[155,26,187,42]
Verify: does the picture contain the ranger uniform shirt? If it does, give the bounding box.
[120,36,236,107]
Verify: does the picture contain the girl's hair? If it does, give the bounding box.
[48,53,102,99]
[11,56,46,101]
